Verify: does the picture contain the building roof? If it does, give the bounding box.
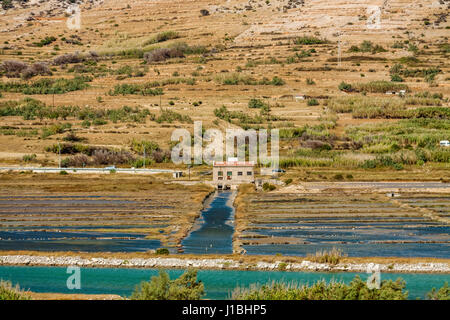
[213,161,255,167]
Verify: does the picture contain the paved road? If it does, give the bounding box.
[0,167,174,175]
[307,182,450,189]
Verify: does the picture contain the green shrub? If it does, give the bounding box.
[279,157,332,168]
[81,120,91,128]
[41,123,72,138]
[354,81,409,93]
[338,82,353,92]
[130,270,204,300]
[278,262,287,271]
[232,275,408,300]
[130,139,160,154]
[294,36,327,45]
[156,108,192,124]
[348,41,387,54]
[22,154,37,162]
[440,43,450,54]
[109,83,163,96]
[92,119,108,126]
[33,36,56,47]
[327,96,407,119]
[347,118,450,158]
[307,99,319,106]
[131,158,154,168]
[398,56,420,65]
[155,248,170,255]
[270,76,285,86]
[248,98,267,109]
[0,280,31,300]
[426,282,450,300]
[214,105,264,125]
[391,74,403,82]
[0,76,91,94]
[392,41,405,49]
[262,182,276,191]
[143,31,180,46]
[215,73,285,86]
[63,132,86,142]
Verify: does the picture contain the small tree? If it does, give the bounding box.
[130,270,204,300]
[0,280,31,300]
[262,182,276,191]
[232,275,408,300]
[248,98,266,109]
[426,282,450,300]
[155,248,170,255]
[391,74,404,82]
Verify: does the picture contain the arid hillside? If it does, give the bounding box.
[0,0,448,177]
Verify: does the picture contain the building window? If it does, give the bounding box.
[227,171,232,180]
[218,171,223,176]
[218,177,223,180]
[247,171,252,175]
[238,172,243,176]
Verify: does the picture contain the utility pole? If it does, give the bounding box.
[143,145,146,169]
[58,142,61,169]
[337,33,342,68]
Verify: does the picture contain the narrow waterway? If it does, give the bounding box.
[182,191,235,254]
[0,266,448,300]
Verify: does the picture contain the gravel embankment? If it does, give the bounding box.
[1,255,449,273]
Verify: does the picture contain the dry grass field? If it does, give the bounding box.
[1,2,450,301]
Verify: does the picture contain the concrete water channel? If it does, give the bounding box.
[181,191,236,254]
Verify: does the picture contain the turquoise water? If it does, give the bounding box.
[0,266,448,300]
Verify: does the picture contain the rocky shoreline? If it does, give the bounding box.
[1,255,449,274]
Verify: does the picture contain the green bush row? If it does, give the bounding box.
[0,76,92,94]
[0,99,154,123]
